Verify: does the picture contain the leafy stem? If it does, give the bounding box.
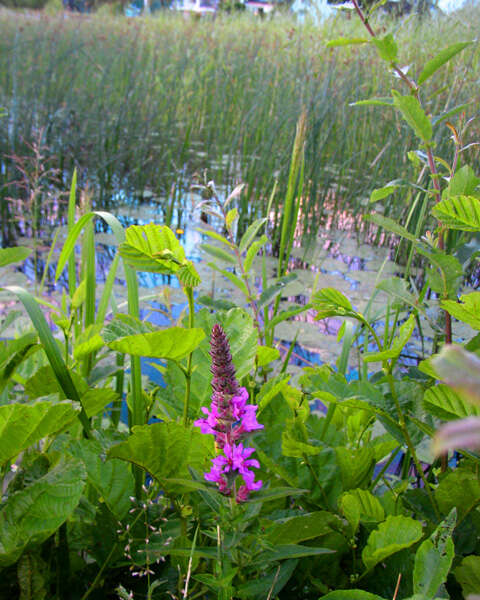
[182,286,195,426]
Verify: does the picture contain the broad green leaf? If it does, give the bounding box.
[248,486,308,503]
[362,515,423,572]
[81,388,120,418]
[373,34,398,62]
[312,287,358,321]
[418,42,472,85]
[102,314,155,341]
[446,165,480,197]
[340,489,385,534]
[413,509,456,599]
[200,243,237,264]
[376,277,424,314]
[265,511,341,545]
[0,247,31,268]
[326,37,369,47]
[0,457,86,566]
[417,247,463,298]
[176,261,201,288]
[431,345,480,403]
[335,447,375,490]
[364,313,416,363]
[0,333,39,393]
[73,324,104,360]
[282,431,321,457]
[455,556,480,597]
[432,195,480,232]
[0,400,79,466]
[322,592,386,600]
[119,223,185,274]
[239,217,268,253]
[68,439,134,520]
[435,469,480,521]
[256,345,280,367]
[364,214,417,242]
[108,422,213,493]
[424,384,480,421]
[24,365,88,400]
[258,273,298,310]
[244,234,268,273]
[392,90,433,142]
[256,544,333,563]
[257,375,290,413]
[107,327,205,361]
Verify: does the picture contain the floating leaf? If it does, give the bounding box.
[362,515,423,571]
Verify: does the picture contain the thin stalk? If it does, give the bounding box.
[182,286,195,426]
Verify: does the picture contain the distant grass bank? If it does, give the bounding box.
[0,8,479,244]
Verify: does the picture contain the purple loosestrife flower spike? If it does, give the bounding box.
[195,324,263,503]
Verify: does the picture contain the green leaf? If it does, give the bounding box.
[418,42,472,85]
[364,313,416,363]
[424,384,480,421]
[413,508,456,599]
[256,345,280,367]
[417,246,463,299]
[335,447,375,490]
[236,559,298,599]
[67,439,134,520]
[340,489,385,534]
[435,469,480,521]
[239,218,268,253]
[248,487,308,503]
[257,544,333,563]
[265,511,341,545]
[361,515,423,572]
[433,195,480,231]
[17,552,47,600]
[0,400,79,466]
[107,422,213,493]
[392,90,433,142]
[326,37,369,47]
[119,223,185,274]
[0,457,86,567]
[350,97,394,107]
[207,262,248,296]
[226,208,238,231]
[311,287,357,321]
[376,277,424,314]
[200,243,237,264]
[321,592,386,600]
[81,388,120,418]
[364,214,417,242]
[106,327,205,361]
[197,228,232,247]
[0,247,32,268]
[446,165,480,197]
[244,234,268,273]
[372,34,398,62]
[455,555,480,597]
[370,185,399,203]
[103,314,154,340]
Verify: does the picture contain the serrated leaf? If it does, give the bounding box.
[119,223,185,273]
[200,243,237,264]
[433,195,480,232]
[446,165,480,197]
[81,388,120,418]
[106,327,205,361]
[103,314,154,342]
[239,218,268,253]
[0,247,31,268]
[336,447,375,490]
[392,90,432,142]
[424,384,480,421]
[340,489,385,534]
[67,439,134,520]
[312,287,356,321]
[413,509,456,599]
[362,515,423,571]
[108,422,212,493]
[0,400,80,466]
[0,457,86,566]
[418,42,471,85]
[373,34,398,62]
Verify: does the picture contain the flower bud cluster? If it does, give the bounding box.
[195,324,263,502]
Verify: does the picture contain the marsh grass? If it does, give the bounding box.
[0,8,479,246]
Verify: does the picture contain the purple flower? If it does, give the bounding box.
[195,324,263,502]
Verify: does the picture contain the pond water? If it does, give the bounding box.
[1,185,476,381]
